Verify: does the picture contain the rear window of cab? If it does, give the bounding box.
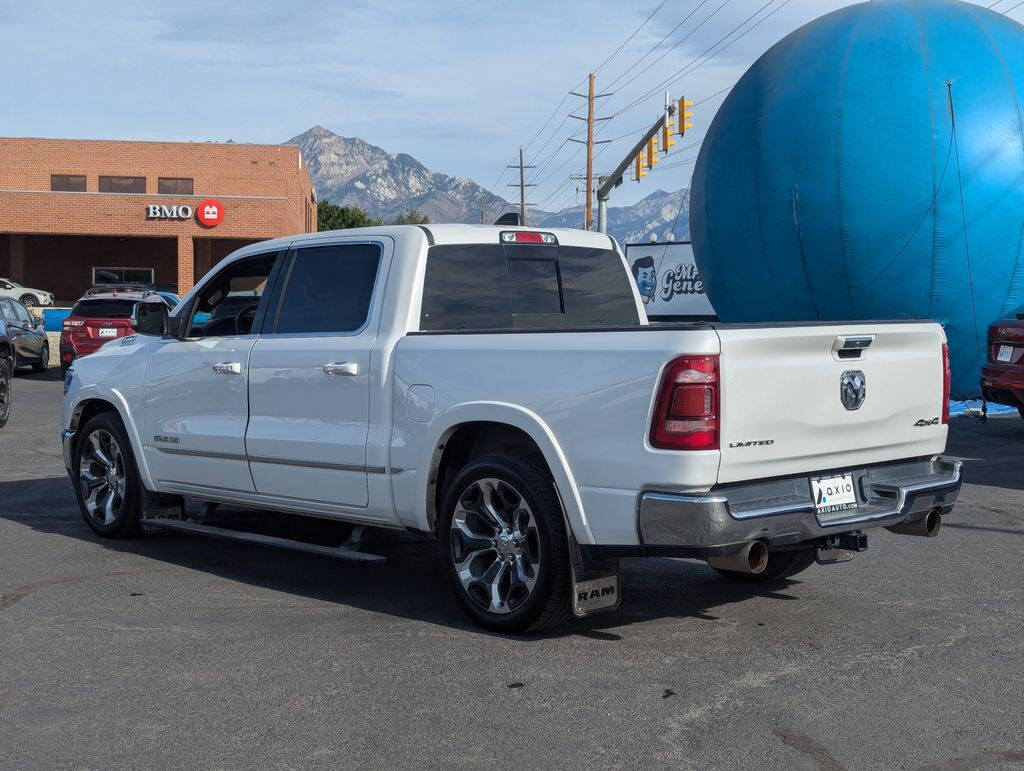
[420,244,640,331]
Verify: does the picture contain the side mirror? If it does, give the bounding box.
[131,301,169,336]
[32,315,44,328]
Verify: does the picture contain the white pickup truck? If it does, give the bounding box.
[62,225,962,633]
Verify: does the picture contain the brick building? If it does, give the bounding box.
[0,137,316,301]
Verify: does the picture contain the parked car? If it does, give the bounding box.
[0,297,49,373]
[59,288,173,375]
[61,225,962,633]
[0,318,12,429]
[980,312,1024,418]
[0,277,54,307]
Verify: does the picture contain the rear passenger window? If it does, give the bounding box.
[273,243,381,334]
[420,245,509,331]
[420,243,640,331]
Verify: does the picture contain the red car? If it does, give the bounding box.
[60,288,173,375]
[981,314,1024,419]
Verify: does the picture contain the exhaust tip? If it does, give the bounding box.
[924,508,942,538]
[748,541,769,573]
[707,541,770,574]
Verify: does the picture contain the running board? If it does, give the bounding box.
[144,517,386,563]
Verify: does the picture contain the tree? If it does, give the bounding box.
[317,200,380,231]
[390,209,429,225]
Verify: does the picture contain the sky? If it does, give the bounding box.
[1,0,1020,210]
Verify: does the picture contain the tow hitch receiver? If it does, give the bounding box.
[570,539,621,618]
[816,531,868,565]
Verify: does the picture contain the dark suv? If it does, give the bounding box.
[0,297,48,374]
[0,314,13,429]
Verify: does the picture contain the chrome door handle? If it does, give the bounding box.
[323,362,358,377]
[212,362,241,375]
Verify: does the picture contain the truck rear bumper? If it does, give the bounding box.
[591,456,961,559]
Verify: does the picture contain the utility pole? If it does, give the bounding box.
[506,147,536,225]
[585,73,595,230]
[570,73,612,230]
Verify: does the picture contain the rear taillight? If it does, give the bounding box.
[941,343,951,424]
[650,355,719,450]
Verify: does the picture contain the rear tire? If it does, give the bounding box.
[0,358,11,429]
[439,454,572,634]
[712,546,817,584]
[73,412,142,538]
[32,342,48,373]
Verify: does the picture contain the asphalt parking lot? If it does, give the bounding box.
[1,372,1022,769]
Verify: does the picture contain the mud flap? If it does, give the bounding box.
[569,536,621,618]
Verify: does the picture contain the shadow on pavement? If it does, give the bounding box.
[2,475,807,640]
[14,367,62,382]
[946,413,1024,492]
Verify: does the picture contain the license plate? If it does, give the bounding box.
[997,345,1013,363]
[97,328,118,337]
[811,474,858,514]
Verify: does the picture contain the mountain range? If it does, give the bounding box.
[285,126,689,244]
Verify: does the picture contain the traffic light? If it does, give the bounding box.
[647,135,660,167]
[634,153,647,182]
[678,98,694,136]
[662,116,676,152]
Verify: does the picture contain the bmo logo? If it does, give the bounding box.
[196,198,224,227]
[145,198,224,227]
[146,204,192,220]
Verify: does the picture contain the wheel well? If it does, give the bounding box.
[71,398,119,433]
[428,421,550,532]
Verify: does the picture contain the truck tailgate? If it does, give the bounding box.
[716,322,947,484]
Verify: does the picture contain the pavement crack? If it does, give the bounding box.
[0,568,166,611]
[773,727,847,770]
[917,750,1024,770]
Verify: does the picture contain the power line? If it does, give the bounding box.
[603,0,715,90]
[611,0,792,118]
[492,0,669,196]
[594,0,671,75]
[604,0,731,97]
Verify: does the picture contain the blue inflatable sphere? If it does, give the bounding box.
[690,0,1024,398]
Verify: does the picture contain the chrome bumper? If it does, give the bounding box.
[636,456,962,555]
[61,429,75,473]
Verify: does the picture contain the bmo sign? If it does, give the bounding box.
[145,198,224,228]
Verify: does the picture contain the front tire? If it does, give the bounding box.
[73,412,142,538]
[0,358,11,429]
[712,546,817,584]
[439,454,572,633]
[32,342,48,373]
[19,294,38,307]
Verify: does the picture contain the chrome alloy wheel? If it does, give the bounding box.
[449,477,541,615]
[78,429,127,526]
